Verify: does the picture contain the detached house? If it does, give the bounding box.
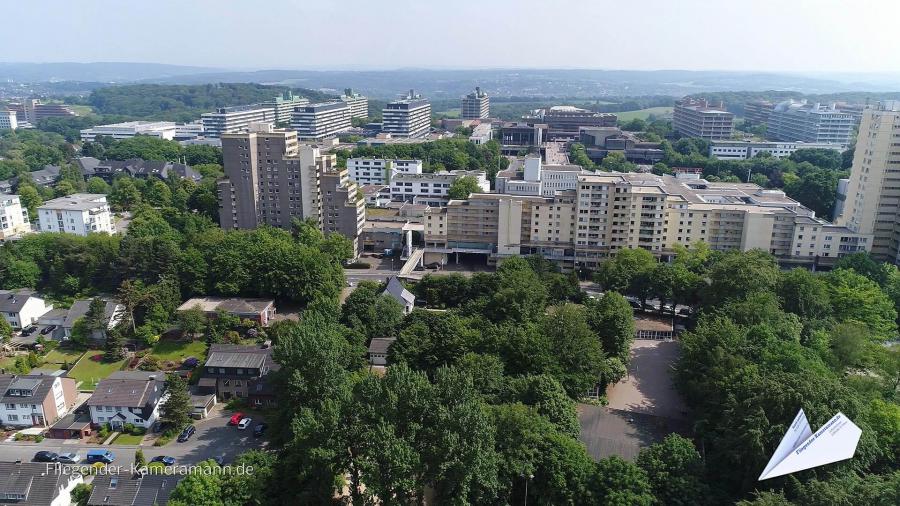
[87,371,165,430]
[62,299,125,340]
[0,374,78,427]
[197,344,278,407]
[177,297,276,326]
[88,473,181,506]
[0,461,84,506]
[383,277,415,314]
[0,289,52,329]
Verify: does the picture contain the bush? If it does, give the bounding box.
[34,434,43,443]
[123,423,135,433]
[130,426,146,436]
[97,425,110,440]
[138,355,161,371]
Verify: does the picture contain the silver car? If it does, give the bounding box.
[58,452,81,464]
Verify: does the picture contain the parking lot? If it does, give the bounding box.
[0,407,268,467]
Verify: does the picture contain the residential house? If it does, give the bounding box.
[176,297,276,327]
[197,344,278,407]
[62,299,125,340]
[87,371,166,430]
[383,277,415,314]
[88,473,181,506]
[76,157,201,183]
[0,289,52,329]
[0,165,62,193]
[0,461,84,506]
[368,338,396,367]
[0,373,78,427]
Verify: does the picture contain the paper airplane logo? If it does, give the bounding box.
[758,409,862,481]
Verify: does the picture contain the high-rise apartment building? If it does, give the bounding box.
[768,100,857,145]
[201,105,275,138]
[263,91,309,125]
[340,89,369,118]
[347,158,423,186]
[0,194,31,240]
[291,102,352,140]
[382,90,432,138]
[835,101,900,262]
[320,169,365,255]
[744,100,775,125]
[217,124,364,255]
[425,171,869,270]
[0,109,17,130]
[461,87,490,119]
[673,98,734,140]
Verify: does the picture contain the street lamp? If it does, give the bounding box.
[522,473,534,506]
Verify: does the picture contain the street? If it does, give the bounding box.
[0,408,267,467]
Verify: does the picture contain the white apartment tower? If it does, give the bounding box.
[37,194,114,236]
[291,102,352,140]
[836,101,900,262]
[0,109,17,130]
[0,194,31,240]
[201,105,276,138]
[347,158,423,186]
[382,90,432,138]
[461,87,490,119]
[340,89,369,118]
[263,91,310,125]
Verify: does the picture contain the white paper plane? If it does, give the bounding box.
[758,409,862,481]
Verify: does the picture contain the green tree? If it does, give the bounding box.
[85,176,110,194]
[585,292,635,363]
[340,281,405,340]
[636,434,709,506]
[594,248,656,296]
[110,177,142,210]
[826,268,897,339]
[70,483,93,506]
[145,179,173,207]
[705,249,779,305]
[69,317,91,347]
[177,304,207,340]
[160,373,192,430]
[590,456,654,506]
[17,184,42,219]
[542,304,606,397]
[134,448,146,469]
[168,461,224,506]
[448,175,482,199]
[0,318,12,343]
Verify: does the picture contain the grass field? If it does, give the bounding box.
[42,348,85,366]
[0,356,17,371]
[616,107,674,122]
[67,105,94,116]
[112,433,145,445]
[67,351,127,390]
[150,340,207,364]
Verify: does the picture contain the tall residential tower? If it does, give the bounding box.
[382,90,431,138]
[461,87,489,119]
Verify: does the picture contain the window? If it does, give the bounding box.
[7,414,17,421]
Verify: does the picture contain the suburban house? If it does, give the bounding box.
[88,473,181,506]
[0,461,84,506]
[176,297,276,326]
[197,344,278,407]
[76,156,201,183]
[0,289,52,329]
[0,373,78,427]
[32,298,124,342]
[383,277,415,314]
[87,371,166,430]
[368,338,396,367]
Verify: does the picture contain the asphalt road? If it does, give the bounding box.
[0,408,267,467]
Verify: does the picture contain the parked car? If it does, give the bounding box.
[150,456,176,466]
[677,307,692,317]
[86,450,115,464]
[424,262,442,270]
[228,413,244,425]
[40,325,57,335]
[20,325,36,336]
[33,451,58,463]
[237,417,252,430]
[57,452,81,464]
[253,423,267,437]
[177,425,195,442]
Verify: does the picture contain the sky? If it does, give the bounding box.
[4,0,900,73]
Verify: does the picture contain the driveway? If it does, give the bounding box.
[0,407,268,467]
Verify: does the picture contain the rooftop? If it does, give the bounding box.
[205,344,271,370]
[87,371,163,409]
[37,193,107,211]
[177,297,274,315]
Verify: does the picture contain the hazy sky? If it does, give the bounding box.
[4,0,899,72]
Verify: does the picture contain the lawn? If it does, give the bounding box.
[42,348,85,367]
[616,107,674,122]
[67,104,95,116]
[0,356,18,371]
[150,340,208,364]
[67,351,127,391]
[112,433,145,445]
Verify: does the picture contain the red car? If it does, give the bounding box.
[229,412,244,425]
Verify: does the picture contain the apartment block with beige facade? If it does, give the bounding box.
[426,171,869,270]
[835,101,900,262]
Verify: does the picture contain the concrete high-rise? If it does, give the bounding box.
[768,100,857,145]
[291,102,352,140]
[217,123,364,255]
[461,87,489,119]
[320,169,365,255]
[201,105,275,138]
[673,98,734,140]
[835,101,900,262]
[382,90,431,138]
[340,89,369,119]
[263,91,309,125]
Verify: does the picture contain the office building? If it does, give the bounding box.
[425,171,869,270]
[0,109,17,130]
[461,87,490,119]
[0,194,31,240]
[835,101,900,262]
[499,122,546,147]
[80,121,178,142]
[382,90,432,138]
[291,101,352,140]
[320,168,366,256]
[7,99,76,124]
[673,98,734,140]
[579,127,665,164]
[217,124,365,254]
[390,170,489,207]
[347,158,423,186]
[744,100,775,125]
[768,100,858,145]
[529,106,617,140]
[173,121,205,141]
[263,90,309,124]
[201,104,275,138]
[709,140,846,160]
[469,122,493,145]
[340,88,369,118]
[37,194,114,236]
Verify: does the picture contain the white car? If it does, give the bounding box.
[237,417,252,429]
[58,452,81,464]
